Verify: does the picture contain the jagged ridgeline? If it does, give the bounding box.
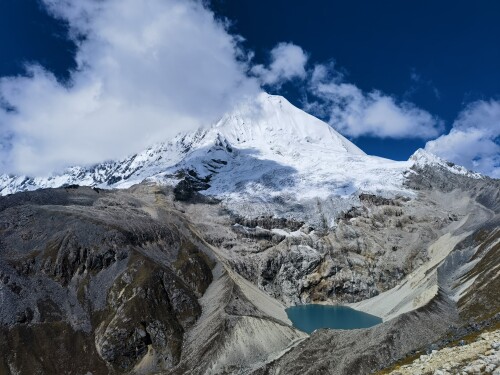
[0,94,498,374]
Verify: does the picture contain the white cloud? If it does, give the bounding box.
[306,64,444,139]
[425,100,500,178]
[0,0,261,175]
[2,0,491,179]
[251,42,308,86]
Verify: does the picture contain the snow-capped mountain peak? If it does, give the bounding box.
[212,93,366,156]
[0,93,481,214]
[409,148,483,179]
[0,94,374,195]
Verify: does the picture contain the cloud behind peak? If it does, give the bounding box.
[0,0,260,175]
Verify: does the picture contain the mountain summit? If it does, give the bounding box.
[211,93,365,155]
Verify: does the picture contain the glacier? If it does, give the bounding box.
[0,93,481,208]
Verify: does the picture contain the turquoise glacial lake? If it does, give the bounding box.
[286,304,382,333]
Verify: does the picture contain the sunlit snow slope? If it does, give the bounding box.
[0,93,478,204]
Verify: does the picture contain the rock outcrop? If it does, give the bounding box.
[0,185,305,374]
[0,159,498,374]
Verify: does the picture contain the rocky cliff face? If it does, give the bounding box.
[179,163,498,313]
[247,164,500,374]
[0,186,214,373]
[0,161,498,374]
[0,184,309,374]
[0,95,498,374]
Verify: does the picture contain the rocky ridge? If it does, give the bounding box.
[0,94,498,374]
[0,185,306,374]
[386,328,500,375]
[0,163,498,374]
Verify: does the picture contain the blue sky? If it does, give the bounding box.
[212,0,500,160]
[0,0,498,177]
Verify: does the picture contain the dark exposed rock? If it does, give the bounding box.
[0,185,214,374]
[0,323,110,375]
[15,308,33,324]
[173,170,211,202]
[95,258,196,371]
[359,193,405,206]
[233,215,304,232]
[0,161,498,375]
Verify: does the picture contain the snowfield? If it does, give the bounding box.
[0,93,480,210]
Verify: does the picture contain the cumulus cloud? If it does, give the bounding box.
[306,63,444,139]
[251,42,308,86]
[1,0,483,178]
[0,0,260,175]
[425,100,500,178]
